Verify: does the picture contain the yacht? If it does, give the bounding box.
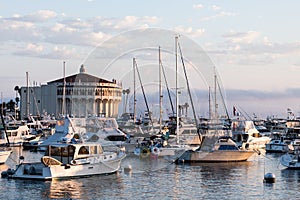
[2,142,125,180]
[176,136,255,163]
[231,119,271,150]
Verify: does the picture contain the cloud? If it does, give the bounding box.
[7,10,57,23]
[211,5,221,11]
[193,4,203,9]
[200,11,236,21]
[174,26,205,38]
[223,30,260,44]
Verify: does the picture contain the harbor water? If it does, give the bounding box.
[0,147,299,200]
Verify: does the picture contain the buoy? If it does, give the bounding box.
[264,172,276,183]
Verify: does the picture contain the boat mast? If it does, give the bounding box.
[175,36,179,144]
[177,40,201,143]
[0,110,10,146]
[214,73,218,120]
[135,60,153,128]
[161,59,175,117]
[159,46,163,133]
[62,61,66,116]
[26,71,30,119]
[133,58,137,124]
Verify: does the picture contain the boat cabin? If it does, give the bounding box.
[44,143,104,165]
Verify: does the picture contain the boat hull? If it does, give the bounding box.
[9,153,125,180]
[280,153,300,169]
[177,150,254,163]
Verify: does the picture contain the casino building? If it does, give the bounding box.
[19,65,122,119]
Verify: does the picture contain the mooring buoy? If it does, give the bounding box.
[264,172,276,183]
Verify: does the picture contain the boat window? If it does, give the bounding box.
[0,131,4,139]
[78,146,89,155]
[218,145,239,150]
[12,131,18,136]
[90,146,97,154]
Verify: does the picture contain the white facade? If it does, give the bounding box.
[20,65,122,119]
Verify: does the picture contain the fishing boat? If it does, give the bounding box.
[2,141,126,180]
[176,136,255,163]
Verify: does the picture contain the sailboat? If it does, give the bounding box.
[175,40,255,163]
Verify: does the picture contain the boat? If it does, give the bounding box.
[265,137,294,153]
[280,152,300,169]
[2,141,126,180]
[231,119,271,150]
[0,113,13,164]
[176,136,255,163]
[0,119,36,146]
[41,116,129,148]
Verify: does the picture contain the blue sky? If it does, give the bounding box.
[1,0,300,118]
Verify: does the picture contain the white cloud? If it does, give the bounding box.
[25,43,43,53]
[174,26,205,38]
[200,11,236,21]
[212,5,221,11]
[23,10,57,22]
[223,30,260,44]
[193,4,203,9]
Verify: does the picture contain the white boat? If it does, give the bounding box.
[41,116,129,148]
[2,142,126,180]
[231,119,271,150]
[280,153,300,169]
[176,136,255,163]
[265,137,294,153]
[0,120,36,146]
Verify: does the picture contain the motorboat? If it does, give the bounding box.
[2,142,126,180]
[0,120,36,146]
[176,136,255,163]
[41,116,129,148]
[280,152,300,169]
[231,119,271,150]
[265,137,294,153]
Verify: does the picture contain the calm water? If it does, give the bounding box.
[0,147,299,200]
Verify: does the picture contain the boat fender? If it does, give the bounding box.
[152,147,160,156]
[140,148,150,158]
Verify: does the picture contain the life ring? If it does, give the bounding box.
[151,147,160,156]
[140,148,150,158]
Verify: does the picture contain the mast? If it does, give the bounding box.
[159,46,163,133]
[62,61,66,116]
[208,86,212,120]
[214,73,218,120]
[0,110,10,146]
[26,71,30,119]
[177,40,201,143]
[135,60,153,128]
[133,58,137,124]
[175,36,179,144]
[161,60,175,116]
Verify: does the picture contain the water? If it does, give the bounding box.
[0,147,299,200]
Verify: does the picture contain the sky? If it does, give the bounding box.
[1,0,300,118]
